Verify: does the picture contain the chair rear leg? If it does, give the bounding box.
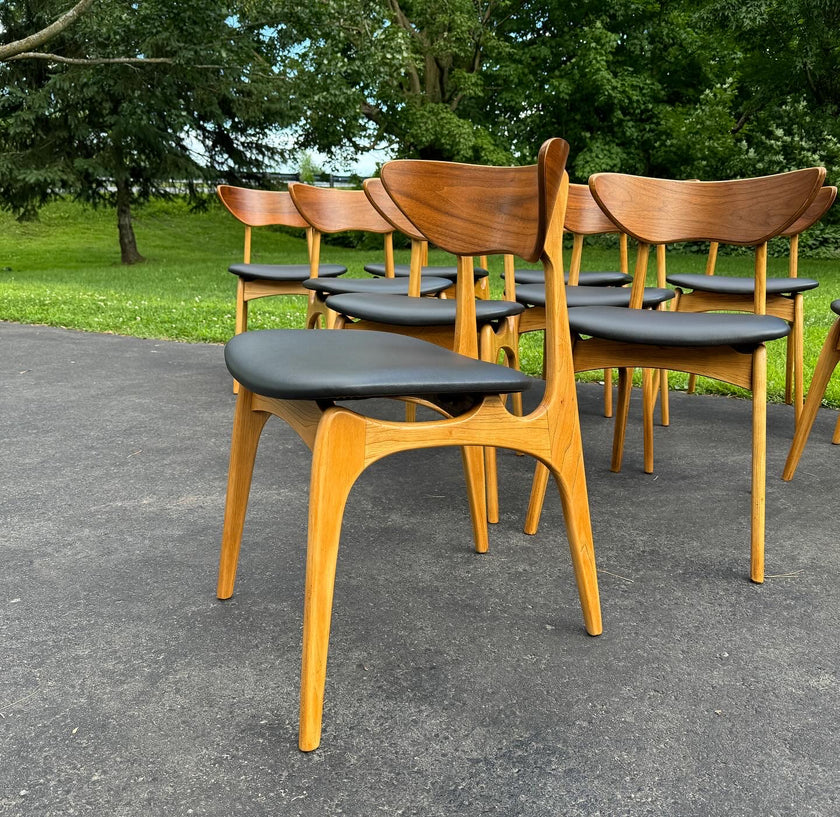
[603,368,614,418]
[218,390,270,599]
[782,319,840,479]
[462,446,490,552]
[299,409,367,752]
[642,368,656,474]
[610,368,633,472]
[524,462,551,535]
[750,346,767,583]
[550,455,602,636]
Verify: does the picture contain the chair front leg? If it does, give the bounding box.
[299,408,368,752]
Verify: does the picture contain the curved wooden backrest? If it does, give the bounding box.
[565,182,620,235]
[781,185,837,237]
[589,168,826,246]
[216,185,309,229]
[379,138,570,263]
[362,178,425,240]
[288,183,394,235]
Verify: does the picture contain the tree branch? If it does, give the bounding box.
[0,0,97,61]
[7,52,226,68]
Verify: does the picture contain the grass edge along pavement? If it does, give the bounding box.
[1,197,838,406]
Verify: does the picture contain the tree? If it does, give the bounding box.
[0,0,290,263]
[260,0,516,164]
[0,0,95,61]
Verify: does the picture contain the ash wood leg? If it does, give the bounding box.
[524,463,550,535]
[462,445,490,552]
[610,368,633,472]
[659,370,670,427]
[792,295,804,419]
[217,390,270,599]
[833,414,840,445]
[642,368,655,474]
[782,318,840,480]
[785,331,794,406]
[750,346,767,583]
[550,450,603,636]
[603,368,614,418]
[687,373,698,394]
[299,409,367,752]
[485,446,499,525]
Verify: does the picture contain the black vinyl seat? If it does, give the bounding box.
[303,275,451,297]
[325,292,523,327]
[516,283,674,309]
[567,306,791,348]
[364,262,489,281]
[225,329,534,401]
[507,268,632,287]
[666,272,819,296]
[228,262,346,283]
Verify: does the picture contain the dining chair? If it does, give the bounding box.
[216,138,602,751]
[782,299,840,480]
[325,179,527,524]
[512,182,674,419]
[216,185,348,336]
[667,185,836,419]
[285,184,451,330]
[523,168,825,583]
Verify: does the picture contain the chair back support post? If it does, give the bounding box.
[628,243,651,310]
[540,170,574,409]
[754,242,768,315]
[243,225,252,265]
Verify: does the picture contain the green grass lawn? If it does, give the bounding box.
[1,197,838,406]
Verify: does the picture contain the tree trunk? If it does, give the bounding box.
[115,176,145,265]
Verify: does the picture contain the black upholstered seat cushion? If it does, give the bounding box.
[229,263,347,282]
[832,299,840,317]
[507,269,632,287]
[324,294,524,327]
[568,307,791,348]
[363,263,489,281]
[516,284,675,309]
[667,273,819,295]
[225,329,534,400]
[303,276,451,297]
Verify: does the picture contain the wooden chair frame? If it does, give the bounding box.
[217,185,318,336]
[216,138,602,751]
[286,184,397,330]
[523,169,825,583]
[676,187,836,419]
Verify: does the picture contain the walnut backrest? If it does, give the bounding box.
[380,138,569,264]
[780,185,837,237]
[589,169,826,247]
[216,185,308,229]
[363,178,425,241]
[288,184,394,235]
[565,183,620,235]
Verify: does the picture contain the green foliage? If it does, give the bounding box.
[1,198,839,408]
[0,0,290,258]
